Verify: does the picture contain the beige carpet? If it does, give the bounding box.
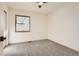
[3,39,79,56]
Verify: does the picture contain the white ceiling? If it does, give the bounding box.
[5,2,69,14]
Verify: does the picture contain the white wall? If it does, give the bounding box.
[48,3,79,51]
[9,8,48,44]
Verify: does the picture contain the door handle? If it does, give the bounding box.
[0,36,6,41]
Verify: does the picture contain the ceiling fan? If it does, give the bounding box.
[37,2,47,8]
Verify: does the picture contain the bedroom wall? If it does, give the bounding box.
[48,3,79,51]
[8,8,48,44]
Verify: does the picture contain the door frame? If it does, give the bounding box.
[3,10,9,47]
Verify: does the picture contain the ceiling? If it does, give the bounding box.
[5,2,69,14]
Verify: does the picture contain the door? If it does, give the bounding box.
[0,10,8,48]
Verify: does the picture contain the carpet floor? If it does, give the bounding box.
[3,39,79,56]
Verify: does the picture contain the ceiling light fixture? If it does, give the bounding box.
[37,2,47,8]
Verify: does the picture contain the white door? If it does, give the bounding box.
[0,10,5,48]
[0,10,8,48]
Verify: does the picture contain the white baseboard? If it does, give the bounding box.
[49,39,79,52]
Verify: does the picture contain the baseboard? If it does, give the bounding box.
[8,39,48,45]
[7,39,79,52]
[48,39,79,52]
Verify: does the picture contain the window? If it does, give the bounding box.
[15,15,30,32]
